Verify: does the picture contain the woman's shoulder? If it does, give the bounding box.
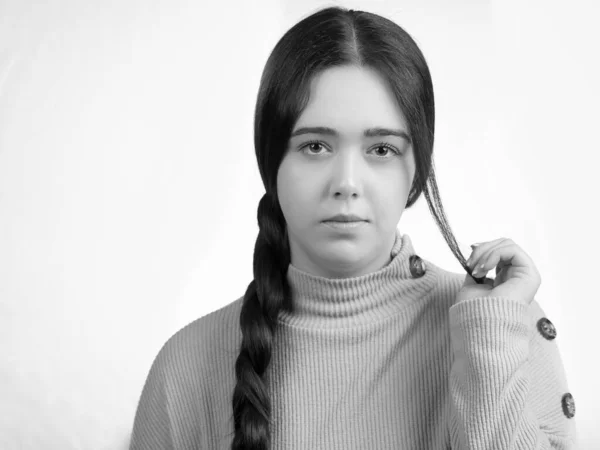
[419,257,466,290]
[412,257,468,312]
[152,296,245,377]
[172,295,244,345]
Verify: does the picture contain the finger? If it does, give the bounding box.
[496,261,505,276]
[478,242,535,277]
[467,238,510,271]
[473,241,514,273]
[463,273,494,287]
[467,238,506,266]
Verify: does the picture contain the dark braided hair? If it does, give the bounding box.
[231,6,481,449]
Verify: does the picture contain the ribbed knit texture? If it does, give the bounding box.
[129,229,577,449]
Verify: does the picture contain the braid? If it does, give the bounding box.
[231,193,290,450]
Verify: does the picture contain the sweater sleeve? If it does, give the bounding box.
[448,296,577,449]
[129,345,175,450]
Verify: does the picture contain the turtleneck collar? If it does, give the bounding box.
[277,228,439,329]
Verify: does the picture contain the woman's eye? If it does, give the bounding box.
[304,142,326,154]
[300,141,399,157]
[373,146,394,157]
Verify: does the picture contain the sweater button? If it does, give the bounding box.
[409,255,426,278]
[561,393,575,418]
[536,317,557,340]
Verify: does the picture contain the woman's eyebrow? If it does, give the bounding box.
[290,126,411,142]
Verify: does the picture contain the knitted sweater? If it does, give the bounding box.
[129,229,577,449]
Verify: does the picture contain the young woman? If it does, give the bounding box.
[129,6,576,449]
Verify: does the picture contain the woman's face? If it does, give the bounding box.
[277,65,416,279]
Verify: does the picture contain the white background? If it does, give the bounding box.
[1,0,598,448]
